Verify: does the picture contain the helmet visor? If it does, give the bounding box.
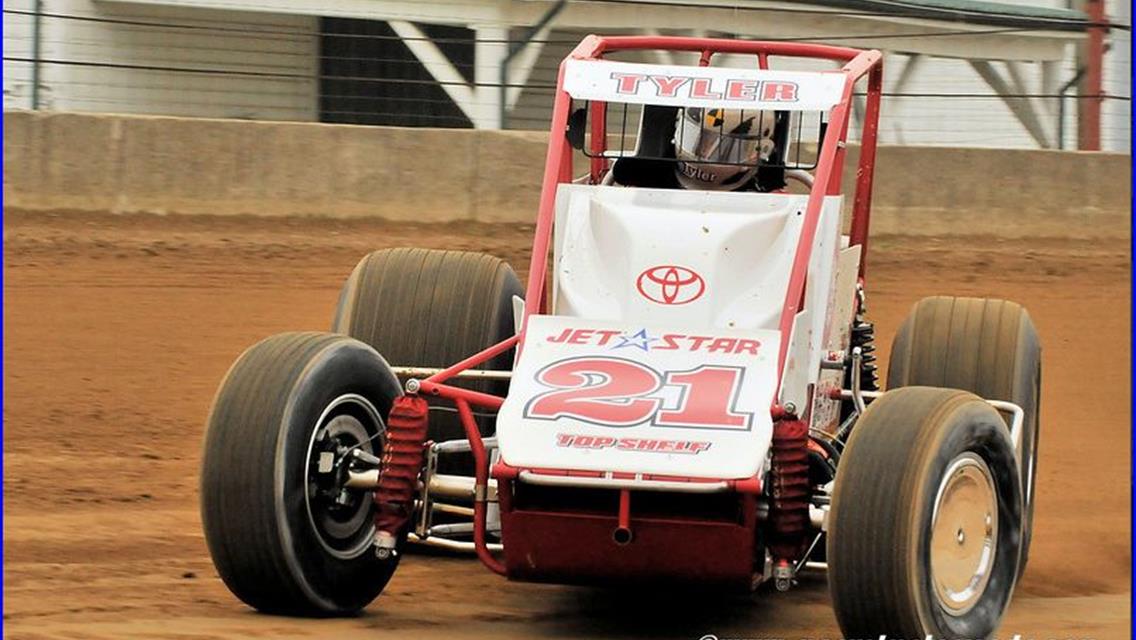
[675,108,767,166]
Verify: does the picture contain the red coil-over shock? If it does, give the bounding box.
[769,415,810,584]
[373,395,429,559]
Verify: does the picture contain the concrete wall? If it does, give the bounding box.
[845,144,1131,239]
[4,110,1130,238]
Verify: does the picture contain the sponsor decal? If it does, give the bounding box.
[547,327,760,355]
[523,356,754,431]
[556,433,711,454]
[679,161,722,183]
[636,265,706,305]
[610,72,799,103]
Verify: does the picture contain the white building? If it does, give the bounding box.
[3,0,1130,151]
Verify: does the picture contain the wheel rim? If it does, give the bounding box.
[304,394,385,559]
[930,452,998,616]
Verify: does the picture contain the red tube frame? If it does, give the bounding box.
[406,35,884,574]
[456,399,507,575]
[617,489,632,535]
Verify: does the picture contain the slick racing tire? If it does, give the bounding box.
[201,332,403,616]
[828,387,1022,640]
[888,296,1040,577]
[332,248,523,473]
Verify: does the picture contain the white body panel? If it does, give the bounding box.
[496,315,779,479]
[493,184,850,478]
[778,194,843,411]
[810,245,862,433]
[551,184,843,409]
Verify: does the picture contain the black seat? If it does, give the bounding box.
[610,106,788,191]
[610,105,681,188]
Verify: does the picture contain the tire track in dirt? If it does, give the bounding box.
[3,211,1129,639]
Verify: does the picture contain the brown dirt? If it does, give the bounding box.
[3,210,1130,639]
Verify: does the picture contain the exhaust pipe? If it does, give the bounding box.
[612,526,634,546]
[612,489,634,545]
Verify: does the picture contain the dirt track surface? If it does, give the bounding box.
[4,210,1131,639]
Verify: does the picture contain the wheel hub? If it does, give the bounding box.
[930,452,998,616]
[304,394,385,559]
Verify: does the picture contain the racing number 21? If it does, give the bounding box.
[523,356,753,430]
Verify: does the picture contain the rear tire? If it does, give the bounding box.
[888,296,1040,576]
[201,332,403,616]
[828,387,1022,640]
[332,249,523,469]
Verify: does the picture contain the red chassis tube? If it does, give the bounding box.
[398,35,884,580]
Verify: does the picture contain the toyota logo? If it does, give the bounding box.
[635,265,706,305]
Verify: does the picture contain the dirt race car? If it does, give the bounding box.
[200,36,1040,639]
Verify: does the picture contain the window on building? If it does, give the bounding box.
[319,18,474,127]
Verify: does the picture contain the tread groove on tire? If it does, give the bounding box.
[202,332,402,616]
[331,249,523,470]
[887,296,1040,579]
[829,387,1022,639]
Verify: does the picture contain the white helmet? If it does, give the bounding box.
[674,108,776,190]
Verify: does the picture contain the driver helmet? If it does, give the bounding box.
[674,108,777,190]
